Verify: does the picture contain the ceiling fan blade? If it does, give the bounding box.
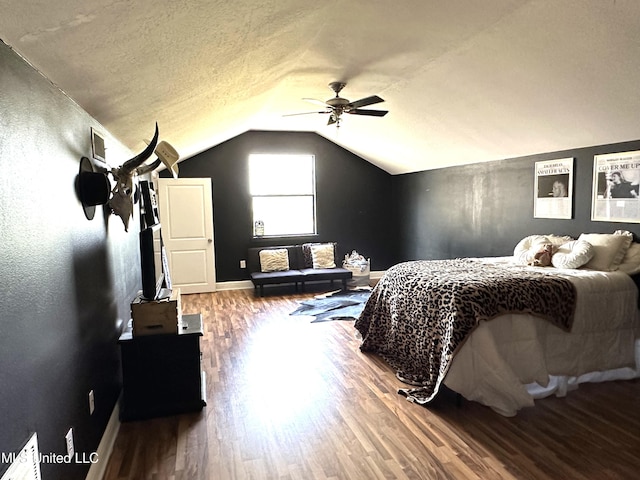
[348,109,388,117]
[303,98,329,107]
[283,110,330,117]
[348,95,384,109]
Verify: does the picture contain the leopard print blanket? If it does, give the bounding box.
[354,258,576,404]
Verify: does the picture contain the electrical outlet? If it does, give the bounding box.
[89,390,95,415]
[65,428,75,458]
[240,259,246,269]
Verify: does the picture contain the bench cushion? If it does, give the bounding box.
[250,269,304,285]
[300,267,352,281]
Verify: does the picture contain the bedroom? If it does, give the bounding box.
[1,2,640,479]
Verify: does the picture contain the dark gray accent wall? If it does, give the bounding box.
[393,140,640,261]
[0,42,140,479]
[162,130,397,281]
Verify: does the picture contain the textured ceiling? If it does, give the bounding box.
[2,0,640,174]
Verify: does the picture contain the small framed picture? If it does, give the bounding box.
[91,127,106,162]
[534,158,574,219]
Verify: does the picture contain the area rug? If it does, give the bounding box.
[290,289,372,323]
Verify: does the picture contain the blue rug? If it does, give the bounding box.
[290,289,372,323]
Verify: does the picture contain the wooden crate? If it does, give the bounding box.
[131,288,181,336]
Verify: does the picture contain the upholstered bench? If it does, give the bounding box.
[247,243,352,296]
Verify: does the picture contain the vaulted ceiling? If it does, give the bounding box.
[2,1,639,174]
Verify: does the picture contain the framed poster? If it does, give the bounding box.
[591,150,640,223]
[534,158,574,219]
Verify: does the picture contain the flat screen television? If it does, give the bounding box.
[140,223,171,301]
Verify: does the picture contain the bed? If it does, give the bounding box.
[354,232,640,416]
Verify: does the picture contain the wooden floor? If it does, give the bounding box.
[103,288,640,480]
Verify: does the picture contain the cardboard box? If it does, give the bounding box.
[131,288,181,336]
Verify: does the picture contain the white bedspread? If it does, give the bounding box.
[443,257,640,416]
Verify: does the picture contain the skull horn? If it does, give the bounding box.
[136,158,162,175]
[120,122,159,174]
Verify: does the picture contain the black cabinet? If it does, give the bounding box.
[118,313,206,421]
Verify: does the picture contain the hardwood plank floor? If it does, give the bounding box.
[103,289,640,480]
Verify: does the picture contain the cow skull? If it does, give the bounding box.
[108,123,160,231]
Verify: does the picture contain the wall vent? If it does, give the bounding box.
[1,433,41,480]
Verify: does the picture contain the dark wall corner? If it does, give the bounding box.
[161,131,397,281]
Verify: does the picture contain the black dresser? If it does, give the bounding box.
[118,313,206,421]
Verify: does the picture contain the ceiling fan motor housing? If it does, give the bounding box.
[326,97,350,107]
[327,82,350,111]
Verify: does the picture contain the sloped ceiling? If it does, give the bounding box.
[1,0,639,174]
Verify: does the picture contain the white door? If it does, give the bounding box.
[157,178,216,294]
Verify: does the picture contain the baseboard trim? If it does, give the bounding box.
[214,272,386,292]
[215,280,254,291]
[85,399,120,480]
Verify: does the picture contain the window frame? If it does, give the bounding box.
[249,153,317,238]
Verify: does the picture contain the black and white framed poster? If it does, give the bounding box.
[534,158,573,219]
[592,150,640,223]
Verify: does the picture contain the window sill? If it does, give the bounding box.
[252,234,319,241]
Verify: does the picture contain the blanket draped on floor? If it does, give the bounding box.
[354,258,577,404]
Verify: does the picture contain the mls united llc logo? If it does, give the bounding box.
[1,451,99,464]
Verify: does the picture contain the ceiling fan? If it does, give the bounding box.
[285,82,388,127]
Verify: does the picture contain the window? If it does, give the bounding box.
[249,154,316,237]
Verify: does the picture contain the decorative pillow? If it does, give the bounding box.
[513,233,573,254]
[617,242,640,275]
[545,234,575,247]
[551,240,594,269]
[302,242,323,268]
[513,235,551,265]
[514,235,548,254]
[310,243,336,269]
[578,233,632,271]
[259,249,289,272]
[530,243,555,267]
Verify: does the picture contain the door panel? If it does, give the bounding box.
[157,178,216,294]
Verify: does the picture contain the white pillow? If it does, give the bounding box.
[578,233,632,271]
[311,243,336,269]
[259,249,289,272]
[513,234,573,256]
[513,235,551,265]
[545,234,575,247]
[551,240,594,269]
[514,235,548,253]
[617,242,640,275]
